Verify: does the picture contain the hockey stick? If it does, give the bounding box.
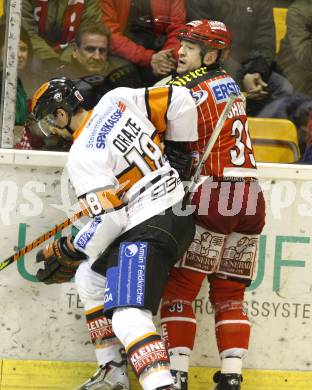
[185,93,237,198]
[0,94,236,272]
[0,209,86,272]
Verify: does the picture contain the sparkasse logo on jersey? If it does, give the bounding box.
[95,101,126,149]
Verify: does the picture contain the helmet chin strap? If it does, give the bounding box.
[215,49,222,64]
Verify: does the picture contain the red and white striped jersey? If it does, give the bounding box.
[169,67,258,179]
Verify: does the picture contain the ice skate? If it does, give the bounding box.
[213,370,242,390]
[154,370,188,390]
[170,370,188,390]
[74,360,129,390]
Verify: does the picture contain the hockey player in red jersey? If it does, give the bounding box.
[160,20,266,390]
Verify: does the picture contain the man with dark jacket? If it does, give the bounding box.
[57,23,143,107]
[186,0,293,116]
[15,23,143,150]
[277,0,312,97]
[22,0,101,63]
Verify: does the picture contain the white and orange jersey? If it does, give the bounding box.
[169,67,258,179]
[67,86,198,260]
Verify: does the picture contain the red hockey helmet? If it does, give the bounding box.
[178,19,232,50]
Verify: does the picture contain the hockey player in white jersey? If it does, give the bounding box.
[31,77,198,390]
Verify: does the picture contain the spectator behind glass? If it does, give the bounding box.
[0,25,65,150]
[21,0,101,67]
[14,22,143,151]
[101,0,186,85]
[56,23,143,107]
[277,0,312,98]
[186,0,294,118]
[277,0,312,161]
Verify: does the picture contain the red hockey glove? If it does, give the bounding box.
[36,236,86,284]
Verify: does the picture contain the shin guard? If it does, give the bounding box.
[160,299,196,353]
[161,268,204,378]
[215,303,250,359]
[161,268,204,354]
[112,308,173,390]
[210,277,250,359]
[85,305,122,365]
[127,333,173,389]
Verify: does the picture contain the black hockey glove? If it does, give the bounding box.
[164,142,195,182]
[36,236,86,284]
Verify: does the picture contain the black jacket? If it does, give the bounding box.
[186,0,276,82]
[277,0,312,96]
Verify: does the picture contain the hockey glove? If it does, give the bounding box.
[36,236,86,284]
[165,142,195,181]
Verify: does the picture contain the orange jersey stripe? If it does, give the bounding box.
[73,110,93,140]
[117,165,143,193]
[79,187,124,217]
[145,87,172,133]
[95,189,123,210]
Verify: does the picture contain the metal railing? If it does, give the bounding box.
[0,0,21,148]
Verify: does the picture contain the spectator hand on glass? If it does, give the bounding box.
[151,48,176,77]
[243,72,269,100]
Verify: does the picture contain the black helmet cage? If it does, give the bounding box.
[33,77,84,122]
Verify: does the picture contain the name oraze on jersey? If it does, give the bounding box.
[66,86,198,260]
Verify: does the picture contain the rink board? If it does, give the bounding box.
[0,150,312,389]
[1,360,312,389]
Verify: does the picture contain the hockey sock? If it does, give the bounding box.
[112,307,174,390]
[160,299,196,353]
[210,277,250,361]
[85,305,123,366]
[221,356,242,374]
